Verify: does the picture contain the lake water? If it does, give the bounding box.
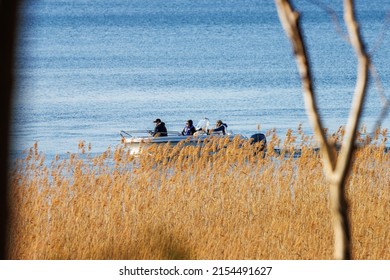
[11,0,390,158]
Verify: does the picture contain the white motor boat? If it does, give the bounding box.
[120,118,248,154]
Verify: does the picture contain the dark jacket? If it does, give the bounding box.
[213,123,228,135]
[153,122,168,137]
[182,125,196,136]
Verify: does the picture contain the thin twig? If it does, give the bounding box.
[370,10,390,55]
[304,0,349,42]
[369,63,390,135]
[305,1,389,140]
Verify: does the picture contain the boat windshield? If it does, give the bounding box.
[196,118,210,131]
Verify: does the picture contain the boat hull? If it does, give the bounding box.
[122,134,242,154]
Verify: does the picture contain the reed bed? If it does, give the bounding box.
[8,127,390,259]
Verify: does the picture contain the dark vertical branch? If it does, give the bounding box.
[0,0,21,259]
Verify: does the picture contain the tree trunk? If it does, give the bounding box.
[329,180,351,260]
[275,0,370,259]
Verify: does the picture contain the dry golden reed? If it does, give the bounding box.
[8,126,390,259]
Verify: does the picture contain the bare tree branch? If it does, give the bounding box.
[370,64,390,133]
[335,0,370,182]
[305,1,389,137]
[304,0,349,42]
[274,0,337,178]
[275,0,371,260]
[370,10,390,55]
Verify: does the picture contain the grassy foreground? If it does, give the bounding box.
[8,127,390,259]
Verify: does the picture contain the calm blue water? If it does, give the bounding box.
[11,0,390,157]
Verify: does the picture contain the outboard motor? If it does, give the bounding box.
[250,133,267,151]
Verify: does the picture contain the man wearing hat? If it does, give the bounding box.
[152,118,168,137]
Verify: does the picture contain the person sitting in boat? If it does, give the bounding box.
[209,120,228,135]
[152,118,168,137]
[181,119,196,136]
